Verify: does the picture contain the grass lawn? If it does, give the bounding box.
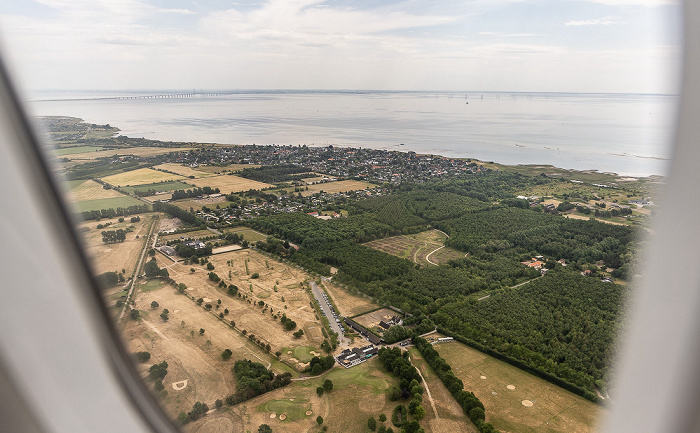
[223,227,268,243]
[257,398,312,421]
[53,145,104,156]
[73,196,146,212]
[138,279,164,292]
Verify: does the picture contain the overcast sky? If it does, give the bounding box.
[0,0,682,93]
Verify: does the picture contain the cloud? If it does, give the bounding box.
[565,17,618,26]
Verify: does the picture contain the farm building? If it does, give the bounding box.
[343,318,382,345]
[336,345,379,368]
[159,245,176,256]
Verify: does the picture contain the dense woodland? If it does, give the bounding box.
[246,172,636,395]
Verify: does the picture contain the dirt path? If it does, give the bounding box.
[425,245,445,265]
[510,275,543,289]
[412,356,439,419]
[118,216,158,322]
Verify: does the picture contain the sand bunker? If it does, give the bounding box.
[507,385,516,390]
[279,414,287,421]
[305,410,313,416]
[172,380,188,390]
[492,392,497,395]
[269,413,276,419]
[480,376,487,380]
[522,400,534,407]
[203,298,212,303]
[309,351,320,356]
[174,309,180,314]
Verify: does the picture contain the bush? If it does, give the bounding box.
[251,272,260,279]
[133,351,151,363]
[222,349,233,360]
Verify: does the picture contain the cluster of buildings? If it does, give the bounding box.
[336,345,379,368]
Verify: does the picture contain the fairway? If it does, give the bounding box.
[435,342,602,433]
[67,180,126,202]
[185,175,273,193]
[102,168,186,187]
[73,196,146,212]
[300,180,376,196]
[153,163,217,178]
[120,180,194,195]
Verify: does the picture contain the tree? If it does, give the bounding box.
[133,351,151,362]
[316,416,324,425]
[148,248,156,256]
[160,309,169,321]
[151,301,159,309]
[222,349,233,360]
[368,417,377,431]
[177,283,187,293]
[154,379,164,392]
[207,262,214,270]
[159,268,169,279]
[316,387,324,397]
[215,399,223,409]
[130,309,140,320]
[251,272,260,279]
[258,424,273,433]
[379,414,387,422]
[322,379,333,392]
[413,405,425,420]
[144,258,160,277]
[199,328,205,335]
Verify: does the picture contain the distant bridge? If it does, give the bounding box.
[112,92,225,100]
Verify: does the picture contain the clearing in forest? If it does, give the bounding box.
[364,229,465,266]
[102,168,186,187]
[435,341,602,433]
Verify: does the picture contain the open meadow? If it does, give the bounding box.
[157,249,326,370]
[154,163,218,179]
[364,229,466,266]
[102,167,186,187]
[222,227,269,243]
[79,213,157,275]
[184,175,273,193]
[67,179,126,201]
[300,179,376,196]
[435,341,602,433]
[320,281,377,317]
[73,196,146,212]
[65,147,194,161]
[53,145,104,156]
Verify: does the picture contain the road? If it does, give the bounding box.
[310,281,347,345]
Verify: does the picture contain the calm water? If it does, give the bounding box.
[27,91,677,177]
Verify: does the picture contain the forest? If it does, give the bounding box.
[247,172,636,395]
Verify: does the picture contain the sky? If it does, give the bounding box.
[0,0,683,93]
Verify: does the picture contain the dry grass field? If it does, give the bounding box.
[364,229,466,266]
[196,164,261,174]
[66,147,194,161]
[222,227,268,243]
[300,180,376,196]
[435,342,602,433]
[159,249,325,369]
[321,281,377,317]
[67,179,126,201]
[102,168,186,187]
[408,348,479,433]
[79,213,157,275]
[159,229,216,242]
[184,175,273,193]
[154,163,217,179]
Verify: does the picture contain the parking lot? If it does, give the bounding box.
[310,281,346,344]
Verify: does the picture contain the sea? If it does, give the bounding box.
[25,90,678,177]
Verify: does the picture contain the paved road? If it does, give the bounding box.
[310,281,347,345]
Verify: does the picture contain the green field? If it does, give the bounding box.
[73,196,146,212]
[53,146,104,156]
[258,398,312,421]
[223,227,268,243]
[120,181,194,194]
[435,342,602,433]
[138,279,164,292]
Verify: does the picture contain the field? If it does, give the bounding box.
[153,163,217,179]
[79,213,157,275]
[300,180,376,196]
[53,145,104,156]
[364,229,466,266]
[120,181,194,195]
[435,341,602,433]
[222,227,268,243]
[183,359,395,433]
[67,179,127,201]
[184,175,274,194]
[353,308,398,331]
[320,281,377,317]
[159,229,217,242]
[156,249,326,369]
[408,348,479,433]
[65,147,194,161]
[102,168,186,187]
[73,196,146,212]
[195,164,261,174]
